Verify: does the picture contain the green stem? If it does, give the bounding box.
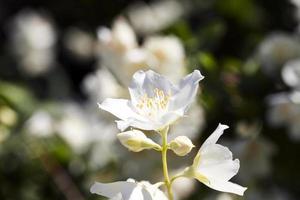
[161,126,174,200]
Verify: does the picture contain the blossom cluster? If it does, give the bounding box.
[91,69,247,199]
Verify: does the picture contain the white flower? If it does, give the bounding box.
[281,59,300,89]
[267,91,300,140]
[171,177,196,200]
[127,0,184,34]
[97,18,137,54]
[10,9,57,76]
[25,110,54,137]
[257,33,300,75]
[143,36,186,82]
[98,69,204,131]
[82,68,122,102]
[117,130,161,152]
[63,27,95,60]
[169,102,205,140]
[184,124,247,196]
[90,179,168,200]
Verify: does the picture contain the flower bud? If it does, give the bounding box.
[169,136,194,156]
[117,130,161,152]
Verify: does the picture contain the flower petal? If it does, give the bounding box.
[98,98,145,122]
[128,70,177,105]
[90,181,143,199]
[116,118,161,131]
[197,144,240,181]
[202,179,247,196]
[110,193,123,200]
[201,123,229,150]
[169,70,204,114]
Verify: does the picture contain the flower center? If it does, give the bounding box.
[136,88,170,119]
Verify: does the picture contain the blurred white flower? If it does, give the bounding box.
[281,59,300,89]
[63,27,96,60]
[224,137,275,183]
[184,124,247,196]
[82,67,123,102]
[56,103,117,154]
[268,91,300,140]
[171,177,196,200]
[99,70,204,131]
[97,18,137,54]
[143,36,186,82]
[95,18,187,85]
[25,110,54,137]
[10,9,57,76]
[170,102,205,140]
[257,33,300,75]
[291,0,300,21]
[90,178,168,200]
[127,0,184,34]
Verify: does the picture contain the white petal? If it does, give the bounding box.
[169,70,204,114]
[202,179,247,196]
[90,181,143,199]
[98,98,146,122]
[159,111,182,127]
[112,18,137,51]
[139,181,168,200]
[109,193,123,200]
[128,70,146,106]
[116,118,161,131]
[197,144,240,181]
[129,70,177,105]
[201,123,229,150]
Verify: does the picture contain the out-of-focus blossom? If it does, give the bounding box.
[172,177,196,200]
[127,0,184,34]
[184,124,247,196]
[96,18,187,85]
[268,91,300,140]
[98,18,138,53]
[281,59,300,89]
[225,137,275,183]
[143,36,186,82]
[169,102,205,140]
[56,103,117,154]
[25,110,54,137]
[231,121,275,182]
[63,28,96,60]
[90,178,168,200]
[257,33,300,75]
[291,0,300,21]
[10,10,57,76]
[82,68,123,102]
[235,120,261,138]
[99,70,204,131]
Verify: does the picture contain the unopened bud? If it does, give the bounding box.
[169,136,194,156]
[117,130,161,152]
